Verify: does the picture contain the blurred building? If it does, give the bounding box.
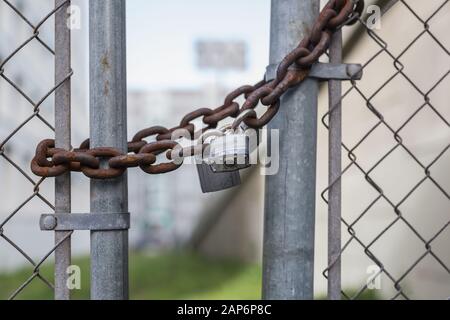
[127,39,250,249]
[127,85,238,249]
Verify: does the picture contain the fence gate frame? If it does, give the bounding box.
[49,0,360,301]
[52,0,130,300]
[54,0,72,301]
[262,0,320,300]
[51,0,351,301]
[88,0,129,300]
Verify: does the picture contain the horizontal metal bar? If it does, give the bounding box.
[265,62,363,82]
[40,213,130,231]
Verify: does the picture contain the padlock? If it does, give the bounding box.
[204,110,257,173]
[206,126,251,173]
[196,129,241,193]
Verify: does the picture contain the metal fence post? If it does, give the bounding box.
[54,0,72,301]
[89,0,129,300]
[327,30,343,300]
[262,0,319,300]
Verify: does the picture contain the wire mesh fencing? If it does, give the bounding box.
[0,0,73,300]
[321,0,449,300]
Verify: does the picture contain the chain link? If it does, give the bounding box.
[31,0,364,179]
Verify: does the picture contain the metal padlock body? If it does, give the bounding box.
[207,130,251,173]
[196,162,241,193]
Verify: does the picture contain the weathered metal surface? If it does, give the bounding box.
[327,29,343,301]
[89,0,129,300]
[265,62,363,82]
[262,0,319,301]
[40,214,131,231]
[54,0,72,301]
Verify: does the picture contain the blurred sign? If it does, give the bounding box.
[196,40,247,71]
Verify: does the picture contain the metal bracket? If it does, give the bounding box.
[40,213,130,231]
[265,62,363,82]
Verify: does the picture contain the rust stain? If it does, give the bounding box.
[100,53,111,72]
[104,79,110,96]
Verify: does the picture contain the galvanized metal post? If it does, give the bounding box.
[54,0,72,301]
[89,0,129,300]
[327,30,342,300]
[262,0,319,300]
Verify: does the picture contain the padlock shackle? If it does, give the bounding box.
[197,129,224,144]
[232,109,257,130]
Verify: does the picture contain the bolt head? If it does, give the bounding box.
[42,216,57,230]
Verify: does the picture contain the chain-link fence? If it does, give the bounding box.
[0,0,74,299]
[321,0,449,300]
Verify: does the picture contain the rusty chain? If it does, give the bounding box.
[31,0,364,180]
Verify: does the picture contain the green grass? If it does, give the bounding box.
[0,252,262,300]
[0,252,380,300]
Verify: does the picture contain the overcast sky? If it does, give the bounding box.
[126,0,271,90]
